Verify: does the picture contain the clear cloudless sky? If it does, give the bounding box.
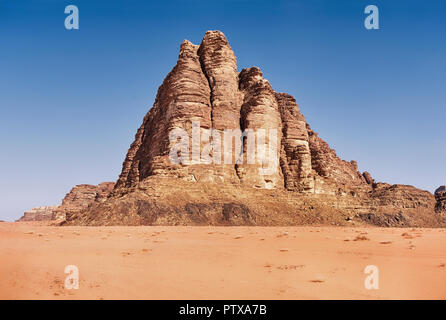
[1,0,445,221]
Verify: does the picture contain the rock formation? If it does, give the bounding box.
[52,182,115,220]
[18,206,58,222]
[435,186,446,213]
[362,171,375,185]
[113,31,369,194]
[18,183,114,222]
[57,31,444,227]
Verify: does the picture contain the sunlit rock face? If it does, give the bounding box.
[61,31,443,227]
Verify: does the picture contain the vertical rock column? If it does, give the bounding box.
[198,30,240,130]
[116,39,212,187]
[237,67,283,189]
[197,31,243,183]
[275,93,314,192]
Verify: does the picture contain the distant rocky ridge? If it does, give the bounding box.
[18,183,114,222]
[22,31,445,227]
[18,206,58,222]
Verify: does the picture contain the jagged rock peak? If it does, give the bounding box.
[63,31,444,227]
[113,30,371,194]
[179,39,199,58]
[198,30,239,130]
[239,67,270,90]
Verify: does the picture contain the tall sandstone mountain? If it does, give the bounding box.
[67,31,445,227]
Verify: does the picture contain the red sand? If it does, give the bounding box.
[1,222,445,299]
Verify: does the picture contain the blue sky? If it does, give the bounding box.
[1,0,445,221]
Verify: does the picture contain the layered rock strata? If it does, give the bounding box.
[61,31,444,227]
[19,183,114,222]
[53,182,115,220]
[113,31,368,194]
[18,206,58,221]
[435,186,446,213]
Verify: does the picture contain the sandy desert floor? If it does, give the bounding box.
[0,221,445,299]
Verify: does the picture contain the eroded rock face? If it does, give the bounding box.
[237,67,283,189]
[64,30,443,227]
[369,183,434,210]
[435,186,446,213]
[198,31,240,131]
[53,182,115,220]
[276,93,313,192]
[307,126,367,194]
[17,206,58,221]
[19,183,114,222]
[362,172,375,185]
[113,30,368,194]
[114,36,237,187]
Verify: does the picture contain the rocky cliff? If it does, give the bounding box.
[62,31,444,227]
[113,31,368,193]
[52,182,115,220]
[18,206,58,222]
[19,183,114,222]
[435,186,446,213]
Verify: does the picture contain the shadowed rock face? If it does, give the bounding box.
[62,31,444,227]
[53,182,115,220]
[435,186,446,213]
[276,93,313,192]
